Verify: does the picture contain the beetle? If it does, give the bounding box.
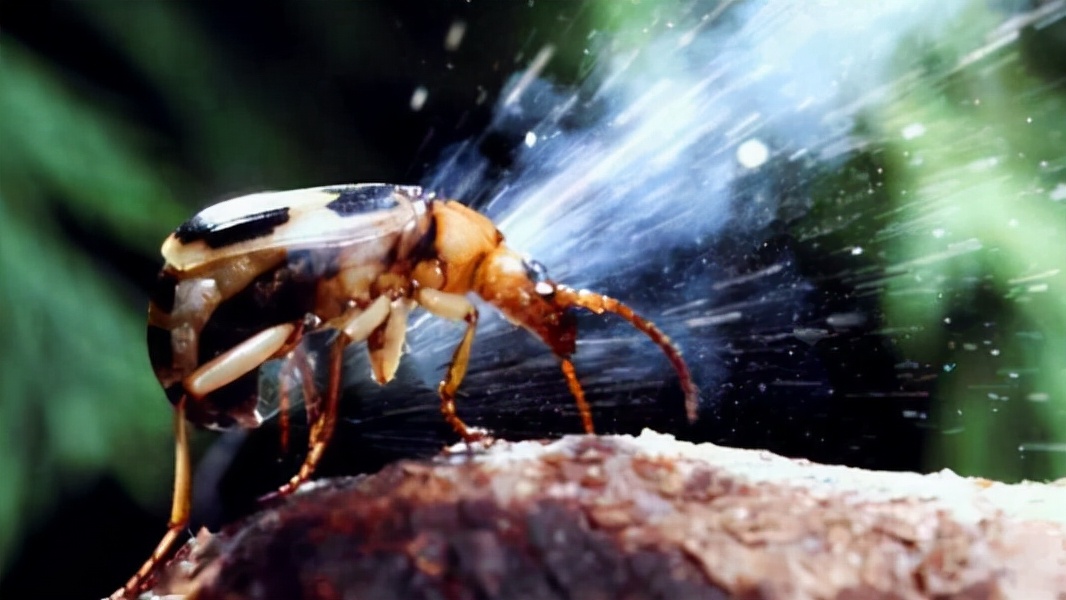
[115,183,698,598]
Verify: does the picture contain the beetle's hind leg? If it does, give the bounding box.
[119,322,308,597]
[112,400,192,600]
[416,288,485,443]
[263,296,392,501]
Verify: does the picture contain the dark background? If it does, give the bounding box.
[1,1,1064,598]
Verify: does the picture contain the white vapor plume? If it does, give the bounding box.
[407,0,988,425]
[433,0,968,282]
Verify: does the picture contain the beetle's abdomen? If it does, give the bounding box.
[147,252,329,429]
[146,183,435,430]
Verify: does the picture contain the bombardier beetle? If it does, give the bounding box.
[115,183,698,598]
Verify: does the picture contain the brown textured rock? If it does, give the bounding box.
[154,431,1066,600]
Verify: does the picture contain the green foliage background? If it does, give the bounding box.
[1,34,180,572]
[0,2,409,579]
[1,0,1064,591]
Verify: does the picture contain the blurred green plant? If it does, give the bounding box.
[0,3,439,583]
[592,2,1066,481]
[0,2,470,585]
[0,38,183,575]
[877,17,1066,480]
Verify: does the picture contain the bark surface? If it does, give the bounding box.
[154,431,1066,600]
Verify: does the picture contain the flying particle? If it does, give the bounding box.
[410,86,428,111]
[736,139,769,168]
[901,123,926,140]
[444,20,467,51]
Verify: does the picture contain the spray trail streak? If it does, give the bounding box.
[474,1,971,280]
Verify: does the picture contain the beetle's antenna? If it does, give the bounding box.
[554,285,699,422]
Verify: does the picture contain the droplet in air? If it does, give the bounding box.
[901,123,925,140]
[736,139,769,169]
[444,20,467,51]
[410,86,428,111]
[524,131,538,147]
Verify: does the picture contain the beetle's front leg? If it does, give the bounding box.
[559,358,595,434]
[263,296,392,501]
[416,288,484,442]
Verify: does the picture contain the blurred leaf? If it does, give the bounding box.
[0,37,186,251]
[0,38,179,575]
[81,3,320,187]
[876,13,1066,479]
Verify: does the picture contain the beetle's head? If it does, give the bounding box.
[474,245,701,423]
[473,246,577,357]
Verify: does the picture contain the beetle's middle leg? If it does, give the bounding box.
[274,329,317,455]
[416,288,483,442]
[263,296,392,501]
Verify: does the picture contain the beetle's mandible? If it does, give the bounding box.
[115,183,698,598]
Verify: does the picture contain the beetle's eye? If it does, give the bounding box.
[522,258,549,283]
[522,258,555,297]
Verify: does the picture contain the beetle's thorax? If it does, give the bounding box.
[425,199,503,295]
